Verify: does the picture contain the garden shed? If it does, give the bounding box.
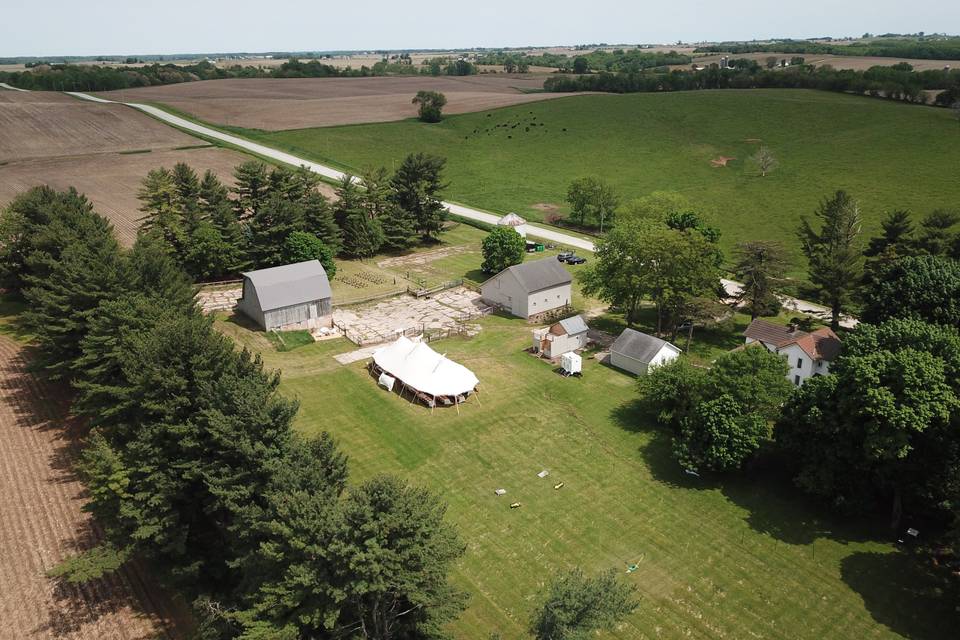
[238,260,333,331]
[532,315,589,358]
[609,328,681,376]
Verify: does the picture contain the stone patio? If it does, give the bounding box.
[333,286,491,346]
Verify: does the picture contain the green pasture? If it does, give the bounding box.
[237,89,960,273]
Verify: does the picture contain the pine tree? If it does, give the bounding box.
[391,153,448,240]
[732,241,788,319]
[341,213,384,259]
[333,174,362,229]
[248,195,305,268]
[798,190,864,330]
[233,161,271,219]
[138,168,187,257]
[302,191,342,255]
[199,169,231,213]
[171,162,202,231]
[380,202,417,251]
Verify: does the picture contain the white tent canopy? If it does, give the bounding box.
[373,336,479,398]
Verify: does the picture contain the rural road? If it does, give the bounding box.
[66,91,855,328]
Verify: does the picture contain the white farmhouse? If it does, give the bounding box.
[532,315,589,358]
[481,258,572,320]
[743,319,841,386]
[609,328,681,376]
[496,212,528,238]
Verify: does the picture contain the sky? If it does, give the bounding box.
[1,1,958,57]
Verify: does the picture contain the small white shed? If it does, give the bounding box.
[609,328,681,376]
[532,315,589,358]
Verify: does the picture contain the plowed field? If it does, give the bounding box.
[0,336,186,639]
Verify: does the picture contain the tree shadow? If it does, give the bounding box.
[841,550,960,640]
[610,394,877,546]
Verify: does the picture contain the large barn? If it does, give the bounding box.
[237,260,333,331]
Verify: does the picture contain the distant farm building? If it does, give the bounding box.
[480,258,572,320]
[743,318,841,386]
[237,260,333,331]
[497,212,528,238]
[609,328,681,376]
[532,315,589,359]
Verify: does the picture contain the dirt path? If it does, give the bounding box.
[0,336,186,639]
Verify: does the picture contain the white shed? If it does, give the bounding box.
[532,315,589,358]
[497,212,528,238]
[609,328,681,376]
[481,258,572,319]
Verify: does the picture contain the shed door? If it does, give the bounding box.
[309,303,318,319]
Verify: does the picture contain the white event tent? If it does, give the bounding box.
[372,336,479,410]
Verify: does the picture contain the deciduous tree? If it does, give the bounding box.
[481,227,525,273]
[862,255,960,327]
[281,231,337,276]
[412,90,448,123]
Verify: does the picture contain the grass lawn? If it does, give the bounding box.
[236,89,960,274]
[265,329,315,352]
[218,313,956,640]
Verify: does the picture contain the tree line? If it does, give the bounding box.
[134,154,448,282]
[0,186,467,638]
[475,48,691,73]
[0,56,480,92]
[693,36,960,60]
[543,63,960,108]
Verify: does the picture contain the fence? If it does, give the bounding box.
[332,287,407,308]
[407,279,464,298]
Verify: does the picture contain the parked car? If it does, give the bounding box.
[557,251,575,262]
[566,256,587,265]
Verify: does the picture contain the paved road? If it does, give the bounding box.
[67,91,854,327]
[0,82,30,92]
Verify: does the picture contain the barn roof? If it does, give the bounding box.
[558,315,589,336]
[611,328,678,364]
[241,260,332,311]
[490,258,572,294]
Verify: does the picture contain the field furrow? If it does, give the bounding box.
[0,337,185,640]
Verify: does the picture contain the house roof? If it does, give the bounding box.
[611,328,678,364]
[497,212,527,227]
[743,319,841,361]
[241,260,332,311]
[558,315,589,336]
[490,258,572,294]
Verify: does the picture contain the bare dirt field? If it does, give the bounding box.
[683,52,960,71]
[94,75,568,130]
[0,336,187,639]
[0,91,198,162]
[0,146,259,245]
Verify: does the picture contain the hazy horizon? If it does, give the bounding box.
[1,0,958,58]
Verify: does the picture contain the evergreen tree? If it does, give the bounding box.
[379,202,417,251]
[248,195,305,268]
[209,202,249,271]
[171,162,202,231]
[798,190,864,331]
[864,209,915,258]
[21,211,131,376]
[333,174,362,229]
[302,191,342,255]
[390,153,448,240]
[732,241,789,319]
[233,161,271,219]
[0,186,94,290]
[138,167,187,257]
[341,213,385,259]
[199,169,231,213]
[531,568,637,640]
[915,209,960,257]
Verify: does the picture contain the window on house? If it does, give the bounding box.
[796,357,803,368]
[794,375,801,385]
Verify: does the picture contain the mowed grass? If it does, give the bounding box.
[242,89,960,273]
[220,314,955,639]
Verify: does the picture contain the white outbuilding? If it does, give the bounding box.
[481,258,572,320]
[496,212,528,238]
[532,315,589,358]
[609,328,681,376]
